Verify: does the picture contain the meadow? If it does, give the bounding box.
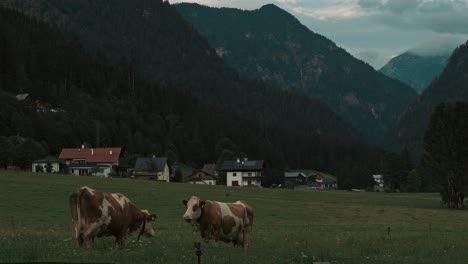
[1,171,468,264]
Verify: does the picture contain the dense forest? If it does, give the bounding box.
[0,3,384,187]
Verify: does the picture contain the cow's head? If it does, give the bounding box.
[182,196,205,224]
[138,209,157,237]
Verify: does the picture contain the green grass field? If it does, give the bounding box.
[1,171,467,264]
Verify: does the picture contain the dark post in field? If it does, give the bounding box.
[194,241,202,264]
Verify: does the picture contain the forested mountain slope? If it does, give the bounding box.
[379,53,449,93]
[175,3,417,144]
[0,2,383,187]
[384,40,468,160]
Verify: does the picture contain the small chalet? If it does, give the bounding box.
[284,172,308,184]
[285,170,337,190]
[59,147,122,177]
[222,158,264,187]
[32,159,61,173]
[133,157,170,182]
[319,178,337,189]
[186,170,217,185]
[201,163,218,178]
[373,174,384,187]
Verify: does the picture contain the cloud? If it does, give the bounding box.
[345,47,401,69]
[406,35,467,56]
[357,50,379,60]
[168,0,295,9]
[358,0,468,34]
[273,0,302,3]
[292,4,365,20]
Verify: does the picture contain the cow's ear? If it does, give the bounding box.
[182,200,188,207]
[148,214,157,221]
[200,200,206,208]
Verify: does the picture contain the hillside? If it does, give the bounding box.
[175,3,417,144]
[0,2,383,187]
[384,40,468,159]
[379,53,449,93]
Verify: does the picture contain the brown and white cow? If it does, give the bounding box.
[182,196,254,250]
[69,186,156,248]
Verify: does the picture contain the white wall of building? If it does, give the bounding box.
[188,180,216,185]
[227,171,261,187]
[31,161,60,173]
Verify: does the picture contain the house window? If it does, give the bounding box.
[232,181,239,186]
[233,173,237,176]
[248,172,252,177]
[248,180,252,186]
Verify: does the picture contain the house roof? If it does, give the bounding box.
[32,159,61,163]
[59,148,122,163]
[289,169,337,180]
[16,93,29,101]
[222,160,264,171]
[134,157,167,172]
[201,163,217,176]
[187,170,217,181]
[322,179,337,184]
[284,172,307,178]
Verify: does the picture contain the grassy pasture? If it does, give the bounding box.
[1,171,468,264]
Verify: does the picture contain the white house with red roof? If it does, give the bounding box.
[58,146,122,177]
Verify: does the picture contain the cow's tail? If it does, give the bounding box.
[69,192,79,234]
[237,201,253,227]
[73,187,95,245]
[239,201,254,251]
[244,203,254,230]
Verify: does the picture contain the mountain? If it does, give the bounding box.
[384,40,468,160]
[175,3,417,144]
[379,53,449,93]
[0,2,384,187]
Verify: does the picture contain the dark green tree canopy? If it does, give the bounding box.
[423,102,468,208]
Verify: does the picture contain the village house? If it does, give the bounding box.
[373,174,384,187]
[201,163,218,178]
[58,146,122,177]
[132,157,170,182]
[284,170,337,190]
[31,159,61,173]
[285,172,308,185]
[222,158,264,187]
[186,170,217,185]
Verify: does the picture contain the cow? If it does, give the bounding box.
[182,196,254,250]
[69,186,156,248]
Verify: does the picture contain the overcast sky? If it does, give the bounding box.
[169,0,468,69]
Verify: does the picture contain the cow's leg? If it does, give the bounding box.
[115,231,126,249]
[77,234,84,247]
[236,231,244,247]
[242,230,250,251]
[82,235,93,248]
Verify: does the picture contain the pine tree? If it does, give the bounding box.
[423,102,468,208]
